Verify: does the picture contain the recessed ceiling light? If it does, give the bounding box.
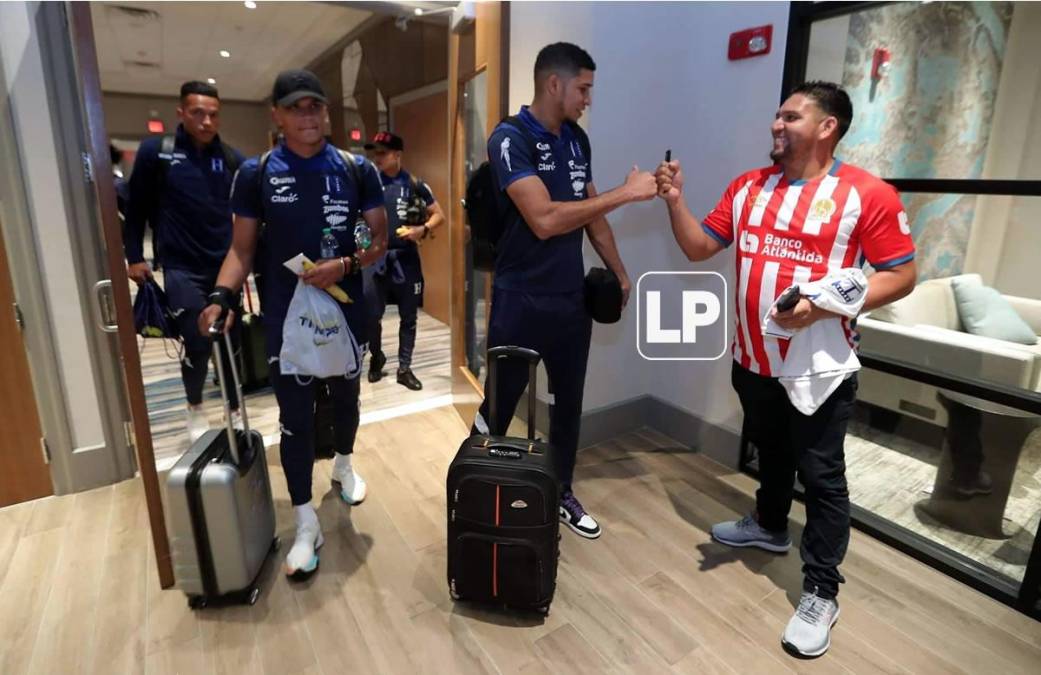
[414,7,423,16]
[219,50,231,58]
[244,1,257,9]
[207,77,216,84]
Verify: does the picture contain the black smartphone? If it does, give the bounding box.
[665,149,671,163]
[776,285,801,311]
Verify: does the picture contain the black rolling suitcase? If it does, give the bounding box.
[238,278,269,392]
[446,346,559,614]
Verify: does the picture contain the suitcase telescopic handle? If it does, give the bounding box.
[486,346,540,440]
[209,321,250,465]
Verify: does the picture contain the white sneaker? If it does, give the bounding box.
[284,518,324,578]
[331,456,367,505]
[186,406,210,444]
[782,589,840,657]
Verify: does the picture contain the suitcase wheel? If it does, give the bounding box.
[449,589,460,601]
[271,537,281,552]
[188,595,208,610]
[537,605,550,616]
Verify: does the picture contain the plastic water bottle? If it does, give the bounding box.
[320,228,340,260]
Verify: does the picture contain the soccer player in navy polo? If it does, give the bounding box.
[476,42,657,539]
[123,81,245,444]
[199,70,388,578]
[363,131,446,391]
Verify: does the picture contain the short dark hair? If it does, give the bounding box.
[534,42,595,85]
[180,80,220,103]
[790,81,853,141]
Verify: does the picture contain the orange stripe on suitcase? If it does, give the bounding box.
[493,484,500,597]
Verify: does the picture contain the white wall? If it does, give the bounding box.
[989,3,1041,299]
[510,2,790,438]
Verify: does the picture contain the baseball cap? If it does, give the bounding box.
[364,131,404,151]
[272,69,328,107]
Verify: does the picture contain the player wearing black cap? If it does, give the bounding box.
[363,131,446,390]
[200,69,388,578]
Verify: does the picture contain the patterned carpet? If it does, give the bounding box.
[845,406,1041,584]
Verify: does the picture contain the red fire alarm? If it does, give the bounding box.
[147,119,165,134]
[729,25,773,61]
[871,47,892,80]
[350,128,362,142]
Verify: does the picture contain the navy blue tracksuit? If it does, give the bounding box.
[474,106,593,489]
[123,125,244,408]
[364,169,435,369]
[232,142,384,505]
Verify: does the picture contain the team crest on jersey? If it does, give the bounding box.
[809,198,836,221]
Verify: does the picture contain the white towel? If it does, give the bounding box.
[765,269,868,415]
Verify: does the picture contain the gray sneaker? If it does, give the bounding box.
[711,514,791,553]
[782,589,840,657]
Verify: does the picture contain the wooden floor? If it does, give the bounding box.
[2,407,1040,675]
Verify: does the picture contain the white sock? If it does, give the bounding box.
[294,503,318,528]
[334,452,352,474]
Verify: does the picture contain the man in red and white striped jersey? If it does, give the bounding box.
[656,81,916,658]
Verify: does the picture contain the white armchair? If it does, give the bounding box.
[856,274,1041,426]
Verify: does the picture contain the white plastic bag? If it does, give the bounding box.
[279,279,362,379]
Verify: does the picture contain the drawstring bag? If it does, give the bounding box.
[279,279,362,380]
[133,278,180,340]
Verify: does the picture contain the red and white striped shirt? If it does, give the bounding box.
[702,160,915,377]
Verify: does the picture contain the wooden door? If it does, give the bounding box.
[392,90,450,324]
[0,219,52,506]
[450,2,509,424]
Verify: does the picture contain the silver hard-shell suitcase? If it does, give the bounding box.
[166,327,278,608]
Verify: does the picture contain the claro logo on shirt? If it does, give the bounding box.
[269,175,299,203]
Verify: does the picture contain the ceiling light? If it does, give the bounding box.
[207,77,216,84]
[219,50,231,58]
[414,7,423,15]
[244,1,257,9]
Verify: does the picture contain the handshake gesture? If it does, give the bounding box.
[655,155,684,205]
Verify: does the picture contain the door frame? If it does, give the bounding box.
[449,1,509,424]
[65,2,174,588]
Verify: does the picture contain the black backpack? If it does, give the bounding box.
[464,117,590,272]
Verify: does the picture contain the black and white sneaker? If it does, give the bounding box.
[559,491,601,539]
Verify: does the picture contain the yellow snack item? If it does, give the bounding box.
[301,259,352,303]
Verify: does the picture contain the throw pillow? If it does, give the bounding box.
[951,277,1038,345]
